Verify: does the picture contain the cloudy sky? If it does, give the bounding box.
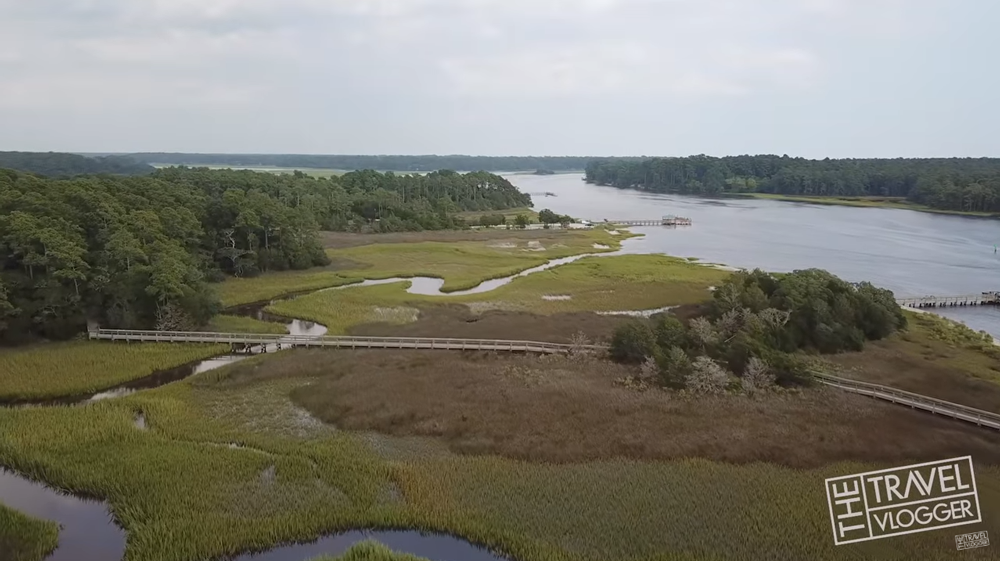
[0,0,995,157]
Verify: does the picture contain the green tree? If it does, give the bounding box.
[609,322,657,364]
[514,214,531,229]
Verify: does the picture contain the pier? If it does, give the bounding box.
[603,216,693,227]
[896,291,999,308]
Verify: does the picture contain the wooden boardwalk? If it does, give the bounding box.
[813,372,1000,430]
[897,291,999,308]
[88,329,601,354]
[90,329,1000,432]
[604,217,693,227]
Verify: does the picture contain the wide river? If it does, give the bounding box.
[510,173,1000,339]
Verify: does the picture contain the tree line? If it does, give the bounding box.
[131,153,644,173]
[0,167,532,343]
[608,268,907,394]
[0,152,154,177]
[585,155,1000,213]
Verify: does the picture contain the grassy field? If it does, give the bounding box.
[2,347,998,561]
[205,315,289,334]
[0,342,227,402]
[740,193,1000,218]
[825,311,1000,411]
[218,228,634,308]
[267,254,728,335]
[0,502,58,561]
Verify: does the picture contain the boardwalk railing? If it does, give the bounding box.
[812,372,1000,430]
[89,329,1000,431]
[88,329,601,354]
[897,291,999,308]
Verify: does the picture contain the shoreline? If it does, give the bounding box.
[729,193,1000,219]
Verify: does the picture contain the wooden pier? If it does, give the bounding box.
[896,291,999,308]
[603,216,693,227]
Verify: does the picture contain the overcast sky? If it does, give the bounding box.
[0,0,996,157]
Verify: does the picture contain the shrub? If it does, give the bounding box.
[658,346,691,388]
[609,322,657,364]
[740,356,775,395]
[686,357,731,395]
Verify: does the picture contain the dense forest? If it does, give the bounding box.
[609,268,907,393]
[0,152,154,177]
[0,167,530,343]
[129,153,643,173]
[586,156,1000,213]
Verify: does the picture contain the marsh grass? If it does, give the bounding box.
[267,255,727,334]
[396,457,1000,561]
[311,541,432,561]
[2,349,1000,561]
[0,502,58,561]
[825,311,1000,411]
[0,342,227,401]
[218,229,633,307]
[740,193,1000,218]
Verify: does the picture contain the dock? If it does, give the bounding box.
[896,292,999,308]
[603,215,693,227]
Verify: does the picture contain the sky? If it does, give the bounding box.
[0,0,997,157]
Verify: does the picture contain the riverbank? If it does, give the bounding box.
[5,224,1000,561]
[730,192,1000,219]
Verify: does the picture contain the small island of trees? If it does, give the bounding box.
[608,268,907,393]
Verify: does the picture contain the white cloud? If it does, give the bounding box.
[0,0,960,156]
[0,74,268,110]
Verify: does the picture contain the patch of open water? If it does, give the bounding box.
[0,469,507,561]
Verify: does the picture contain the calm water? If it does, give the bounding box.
[0,469,126,561]
[0,469,505,561]
[509,173,1000,338]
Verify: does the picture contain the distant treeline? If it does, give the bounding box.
[129,153,642,172]
[586,155,1000,213]
[0,167,530,343]
[0,151,154,177]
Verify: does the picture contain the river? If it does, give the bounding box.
[513,173,1000,338]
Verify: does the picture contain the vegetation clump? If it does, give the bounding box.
[310,541,433,561]
[537,209,574,225]
[0,502,58,561]
[609,268,907,393]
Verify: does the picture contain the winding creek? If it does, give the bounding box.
[1,246,642,561]
[5,171,1000,560]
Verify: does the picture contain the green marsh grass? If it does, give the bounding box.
[0,502,58,561]
[267,254,728,334]
[2,351,1000,561]
[219,228,634,308]
[740,193,1000,218]
[0,342,227,401]
[311,541,432,561]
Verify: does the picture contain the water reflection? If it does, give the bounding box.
[0,469,126,561]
